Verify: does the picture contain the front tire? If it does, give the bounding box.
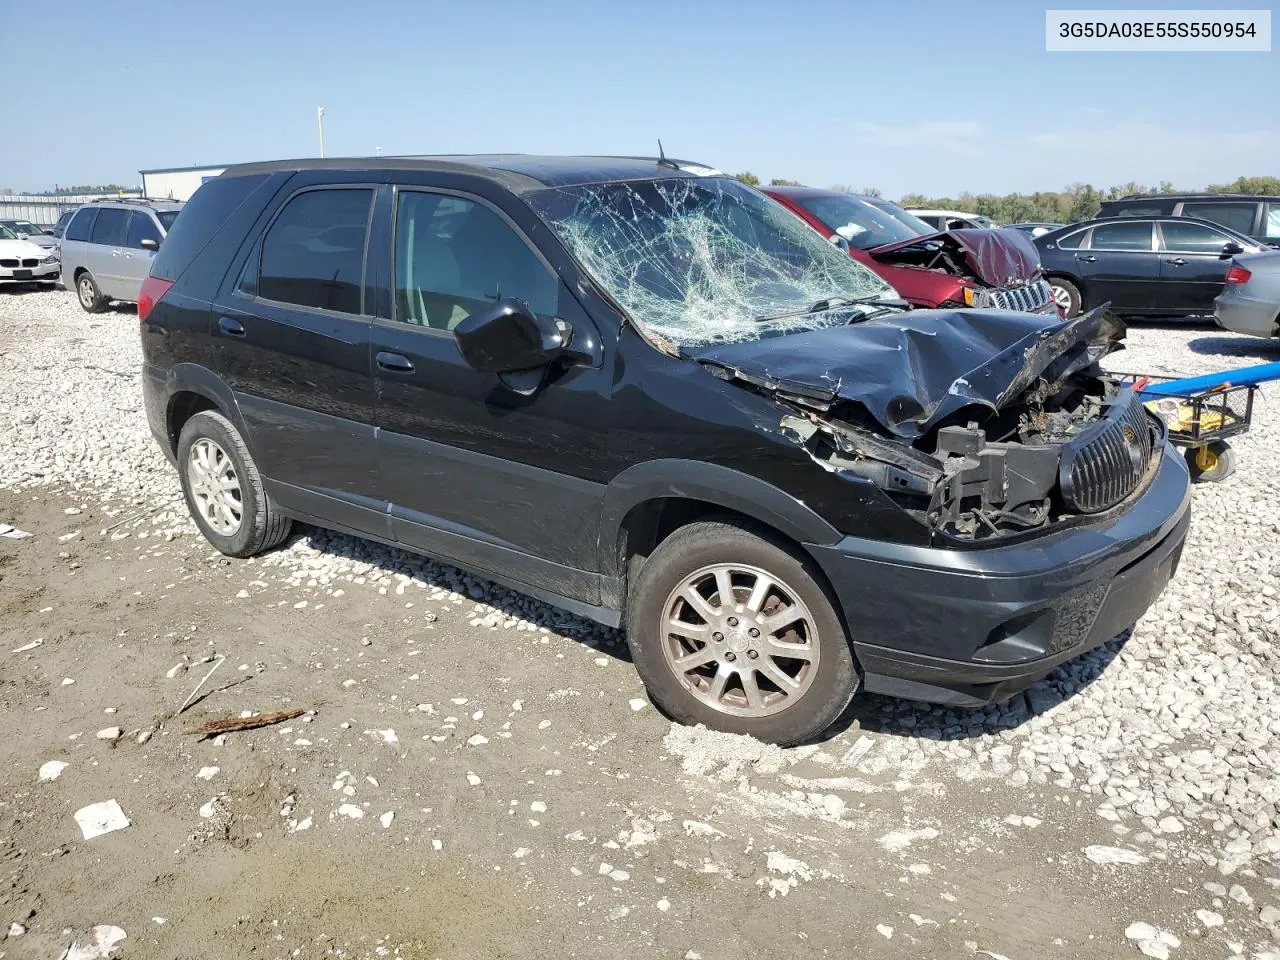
[76,271,107,313]
[626,520,858,746]
[1049,277,1082,319]
[177,410,292,557]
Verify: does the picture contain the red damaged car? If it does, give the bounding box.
[763,186,1057,316]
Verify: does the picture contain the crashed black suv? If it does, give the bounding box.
[140,156,1191,746]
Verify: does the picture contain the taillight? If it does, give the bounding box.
[1225,265,1252,284]
[137,276,174,322]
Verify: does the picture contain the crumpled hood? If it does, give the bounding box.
[869,228,1041,287]
[692,307,1123,439]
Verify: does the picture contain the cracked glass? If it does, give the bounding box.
[527,177,897,347]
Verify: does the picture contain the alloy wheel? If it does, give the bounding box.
[660,563,820,718]
[78,276,95,309]
[187,437,243,536]
[1051,284,1073,310]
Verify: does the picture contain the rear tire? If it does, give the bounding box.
[1049,277,1082,319]
[177,410,292,557]
[76,271,107,313]
[625,520,858,746]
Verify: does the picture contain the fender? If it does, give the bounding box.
[597,458,844,572]
[160,362,254,453]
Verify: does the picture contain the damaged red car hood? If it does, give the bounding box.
[693,307,1123,439]
[869,228,1041,287]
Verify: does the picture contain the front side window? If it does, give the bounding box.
[65,207,97,242]
[89,208,129,246]
[395,191,558,330]
[794,194,926,249]
[528,176,896,347]
[1090,222,1153,251]
[1181,202,1256,236]
[125,212,162,249]
[1158,220,1231,254]
[258,188,373,315]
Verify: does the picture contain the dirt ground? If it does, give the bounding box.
[3,296,1279,959]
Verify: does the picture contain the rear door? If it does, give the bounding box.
[86,207,130,297]
[1075,220,1160,312]
[369,182,610,600]
[119,212,161,301]
[1157,219,1238,314]
[211,181,383,534]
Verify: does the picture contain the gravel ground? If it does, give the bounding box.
[1,288,1278,960]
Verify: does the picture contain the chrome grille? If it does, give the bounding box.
[1059,391,1158,514]
[988,278,1053,312]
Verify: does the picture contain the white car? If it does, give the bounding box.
[905,208,998,231]
[0,225,61,287]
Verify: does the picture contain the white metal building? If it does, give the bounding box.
[139,164,229,201]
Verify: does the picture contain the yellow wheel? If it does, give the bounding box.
[1185,441,1235,483]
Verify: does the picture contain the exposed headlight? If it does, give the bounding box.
[40,253,58,264]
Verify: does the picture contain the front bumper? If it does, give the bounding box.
[806,446,1191,707]
[0,261,60,283]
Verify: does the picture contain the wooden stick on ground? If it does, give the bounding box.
[186,708,306,738]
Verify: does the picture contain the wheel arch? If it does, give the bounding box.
[162,363,253,456]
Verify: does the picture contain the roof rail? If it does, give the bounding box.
[88,196,153,204]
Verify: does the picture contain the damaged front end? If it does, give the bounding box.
[697,307,1164,543]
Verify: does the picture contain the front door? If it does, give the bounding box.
[1156,219,1237,315]
[1076,220,1160,313]
[119,211,160,301]
[211,184,382,533]
[85,206,130,298]
[371,186,609,601]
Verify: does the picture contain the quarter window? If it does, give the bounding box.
[258,188,373,315]
[1056,229,1086,249]
[1089,222,1153,251]
[1158,220,1231,254]
[1180,202,1256,236]
[89,208,129,247]
[394,191,557,330]
[125,212,163,250]
[65,207,96,242]
[1264,203,1280,240]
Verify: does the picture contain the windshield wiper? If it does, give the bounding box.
[755,295,909,323]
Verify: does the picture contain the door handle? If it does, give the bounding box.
[376,351,415,373]
[1164,258,1186,266]
[111,249,121,257]
[218,316,246,338]
[1075,254,1097,262]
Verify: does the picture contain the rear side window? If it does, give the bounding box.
[1158,220,1231,254]
[1090,222,1153,250]
[151,174,269,281]
[1181,202,1256,235]
[65,207,96,242]
[1055,229,1086,249]
[1106,204,1168,218]
[1266,203,1280,240]
[125,212,162,249]
[259,188,373,315]
[89,208,129,246]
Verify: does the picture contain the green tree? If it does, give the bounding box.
[735,171,760,186]
[769,178,803,187]
[1207,175,1280,194]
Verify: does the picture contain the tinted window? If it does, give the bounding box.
[1056,229,1086,249]
[1090,222,1153,250]
[395,191,557,329]
[125,212,163,249]
[1266,203,1280,240]
[156,210,180,231]
[1109,204,1167,218]
[259,188,372,315]
[89,208,129,246]
[1181,202,1256,235]
[151,173,270,282]
[1159,220,1231,254]
[66,207,97,242]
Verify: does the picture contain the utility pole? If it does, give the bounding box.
[317,106,326,158]
[375,146,382,157]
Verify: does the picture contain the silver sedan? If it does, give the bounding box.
[1215,251,1280,338]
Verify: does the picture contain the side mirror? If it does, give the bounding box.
[1221,241,1244,258]
[829,234,851,254]
[453,297,571,374]
[140,237,160,251]
[44,229,54,236]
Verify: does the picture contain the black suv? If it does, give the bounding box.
[1097,193,1280,246]
[140,156,1191,745]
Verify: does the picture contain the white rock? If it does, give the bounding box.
[196,766,219,780]
[96,727,121,741]
[380,811,395,829]
[73,799,131,839]
[629,698,647,712]
[62,924,127,960]
[513,847,532,858]
[466,772,482,786]
[530,801,547,813]
[656,898,670,912]
[39,759,69,781]
[337,804,364,819]
[1084,845,1148,866]
[876,924,894,939]
[9,922,26,936]
[1194,909,1223,928]
[466,734,489,746]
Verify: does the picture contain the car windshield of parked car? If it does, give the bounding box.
[0,225,17,240]
[5,220,40,235]
[156,210,181,231]
[793,194,926,250]
[527,176,896,347]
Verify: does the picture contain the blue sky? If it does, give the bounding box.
[6,0,1275,198]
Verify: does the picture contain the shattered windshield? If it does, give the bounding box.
[527,177,896,347]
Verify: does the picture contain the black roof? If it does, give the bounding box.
[220,155,724,193]
[1103,192,1280,203]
